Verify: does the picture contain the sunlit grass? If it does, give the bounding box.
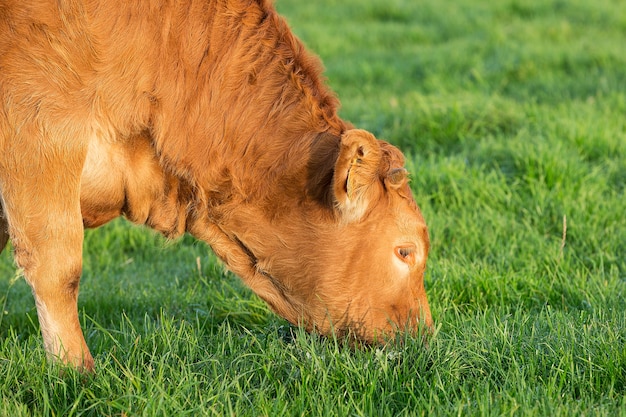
[1,0,625,415]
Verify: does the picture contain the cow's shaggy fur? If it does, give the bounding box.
[0,0,431,371]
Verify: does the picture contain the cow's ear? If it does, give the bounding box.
[385,168,409,189]
[332,129,381,223]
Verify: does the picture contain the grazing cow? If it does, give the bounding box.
[0,0,432,371]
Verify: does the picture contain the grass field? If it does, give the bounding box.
[1,0,625,415]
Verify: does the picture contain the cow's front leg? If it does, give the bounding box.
[0,126,93,371]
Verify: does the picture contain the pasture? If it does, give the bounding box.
[1,0,625,415]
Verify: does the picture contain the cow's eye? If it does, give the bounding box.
[394,245,416,266]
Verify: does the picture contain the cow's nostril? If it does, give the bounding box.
[394,244,416,266]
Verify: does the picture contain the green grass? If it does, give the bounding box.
[1,0,625,415]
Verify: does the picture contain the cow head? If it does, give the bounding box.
[196,129,432,344]
[305,129,433,341]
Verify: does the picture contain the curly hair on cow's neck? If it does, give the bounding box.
[228,0,342,129]
[221,0,344,135]
[143,0,348,189]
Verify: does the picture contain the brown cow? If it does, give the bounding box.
[0,0,432,371]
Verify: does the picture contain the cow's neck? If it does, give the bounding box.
[87,0,352,324]
[146,0,346,196]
